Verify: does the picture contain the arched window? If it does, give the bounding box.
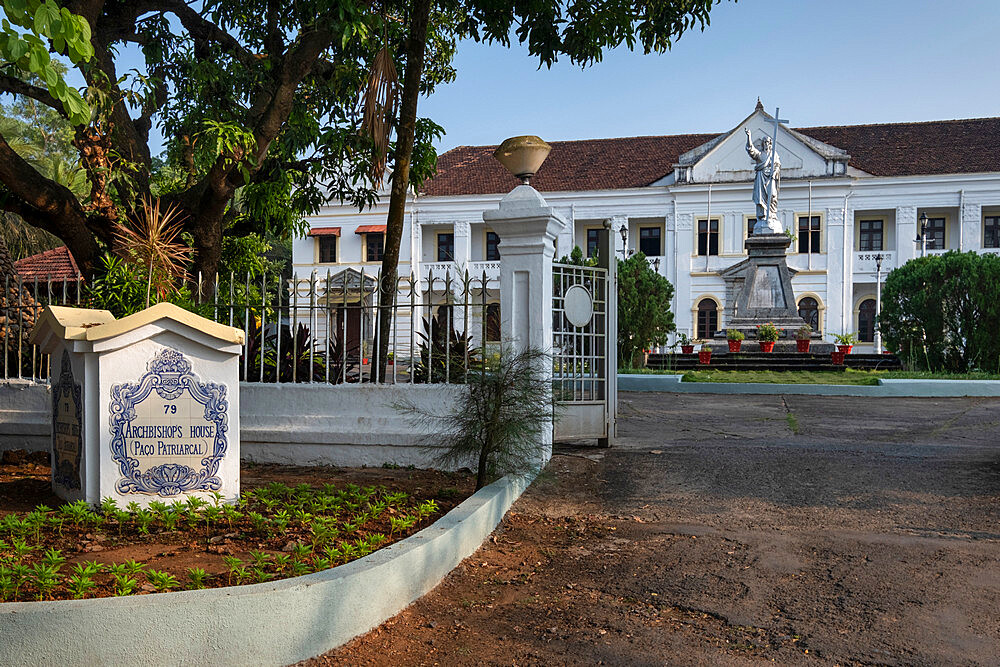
[485,303,501,342]
[798,297,819,331]
[696,299,718,339]
[858,299,877,342]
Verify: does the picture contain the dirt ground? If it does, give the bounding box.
[309,393,1000,666]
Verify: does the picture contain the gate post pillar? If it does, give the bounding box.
[484,184,566,465]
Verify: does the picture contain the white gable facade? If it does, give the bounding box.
[294,107,1000,352]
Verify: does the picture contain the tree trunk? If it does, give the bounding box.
[375,0,432,383]
[476,443,489,490]
[187,185,231,298]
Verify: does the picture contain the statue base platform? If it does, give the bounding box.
[715,233,811,342]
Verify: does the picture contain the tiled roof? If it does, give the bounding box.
[307,227,341,236]
[13,246,81,282]
[421,134,716,197]
[355,225,387,234]
[420,117,1000,196]
[798,118,1000,177]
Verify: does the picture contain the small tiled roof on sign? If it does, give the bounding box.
[14,246,81,282]
[420,117,1000,196]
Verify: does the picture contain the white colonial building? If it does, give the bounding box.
[294,102,1000,351]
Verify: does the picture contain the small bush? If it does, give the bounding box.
[880,252,1000,372]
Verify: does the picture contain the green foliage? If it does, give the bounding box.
[879,252,1000,372]
[412,309,482,384]
[406,347,553,489]
[831,332,858,346]
[796,324,813,340]
[558,244,599,267]
[726,329,745,341]
[755,322,782,342]
[86,254,204,318]
[617,251,675,368]
[0,0,94,124]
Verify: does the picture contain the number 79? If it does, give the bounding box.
[163,404,177,414]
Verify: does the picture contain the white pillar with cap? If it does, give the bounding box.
[483,136,564,464]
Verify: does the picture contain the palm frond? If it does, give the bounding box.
[113,197,190,306]
[359,46,399,185]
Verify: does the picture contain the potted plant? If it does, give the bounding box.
[795,324,812,353]
[677,333,695,355]
[386,351,395,366]
[755,322,781,352]
[726,329,744,353]
[698,342,712,365]
[832,332,858,355]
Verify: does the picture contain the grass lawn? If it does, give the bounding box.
[619,368,1000,384]
[678,370,880,385]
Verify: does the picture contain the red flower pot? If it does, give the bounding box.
[831,350,846,365]
[837,344,853,355]
[727,340,742,353]
[698,349,712,365]
[796,339,810,353]
[758,341,775,353]
[681,345,694,354]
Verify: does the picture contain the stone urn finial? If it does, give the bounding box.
[493,136,551,186]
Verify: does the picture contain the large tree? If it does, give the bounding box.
[373,0,726,380]
[0,0,454,283]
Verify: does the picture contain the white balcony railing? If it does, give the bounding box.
[421,261,461,281]
[854,251,896,274]
[467,260,501,276]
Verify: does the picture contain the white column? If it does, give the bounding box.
[454,220,471,270]
[675,212,694,336]
[825,206,846,336]
[961,201,982,251]
[665,210,677,329]
[843,205,855,334]
[609,214,628,259]
[484,185,563,463]
[895,205,917,264]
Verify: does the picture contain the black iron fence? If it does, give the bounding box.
[1,268,501,385]
[2,274,85,381]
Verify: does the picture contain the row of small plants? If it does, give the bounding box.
[0,482,441,603]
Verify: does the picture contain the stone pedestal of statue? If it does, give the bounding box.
[718,234,830,351]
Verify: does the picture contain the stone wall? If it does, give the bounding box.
[1,382,470,470]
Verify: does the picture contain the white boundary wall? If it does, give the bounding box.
[0,473,530,666]
[1,382,468,469]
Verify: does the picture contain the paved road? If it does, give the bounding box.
[317,393,1000,665]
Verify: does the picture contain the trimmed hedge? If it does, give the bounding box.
[879,252,1000,372]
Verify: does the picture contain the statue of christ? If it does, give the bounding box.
[745,127,781,234]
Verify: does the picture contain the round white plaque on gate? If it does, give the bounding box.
[563,285,594,327]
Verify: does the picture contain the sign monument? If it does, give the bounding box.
[32,302,244,506]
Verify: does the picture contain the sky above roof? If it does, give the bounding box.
[424,0,1000,153]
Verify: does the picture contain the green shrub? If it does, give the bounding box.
[617,252,675,368]
[880,252,1000,372]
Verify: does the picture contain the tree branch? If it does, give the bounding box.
[155,0,259,67]
[0,73,68,118]
[0,130,100,271]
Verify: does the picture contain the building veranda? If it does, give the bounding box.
[295,102,1000,352]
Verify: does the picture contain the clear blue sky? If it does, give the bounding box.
[424,0,1000,153]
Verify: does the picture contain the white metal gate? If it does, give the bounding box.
[552,228,617,445]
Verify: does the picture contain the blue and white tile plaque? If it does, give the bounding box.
[109,347,229,497]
